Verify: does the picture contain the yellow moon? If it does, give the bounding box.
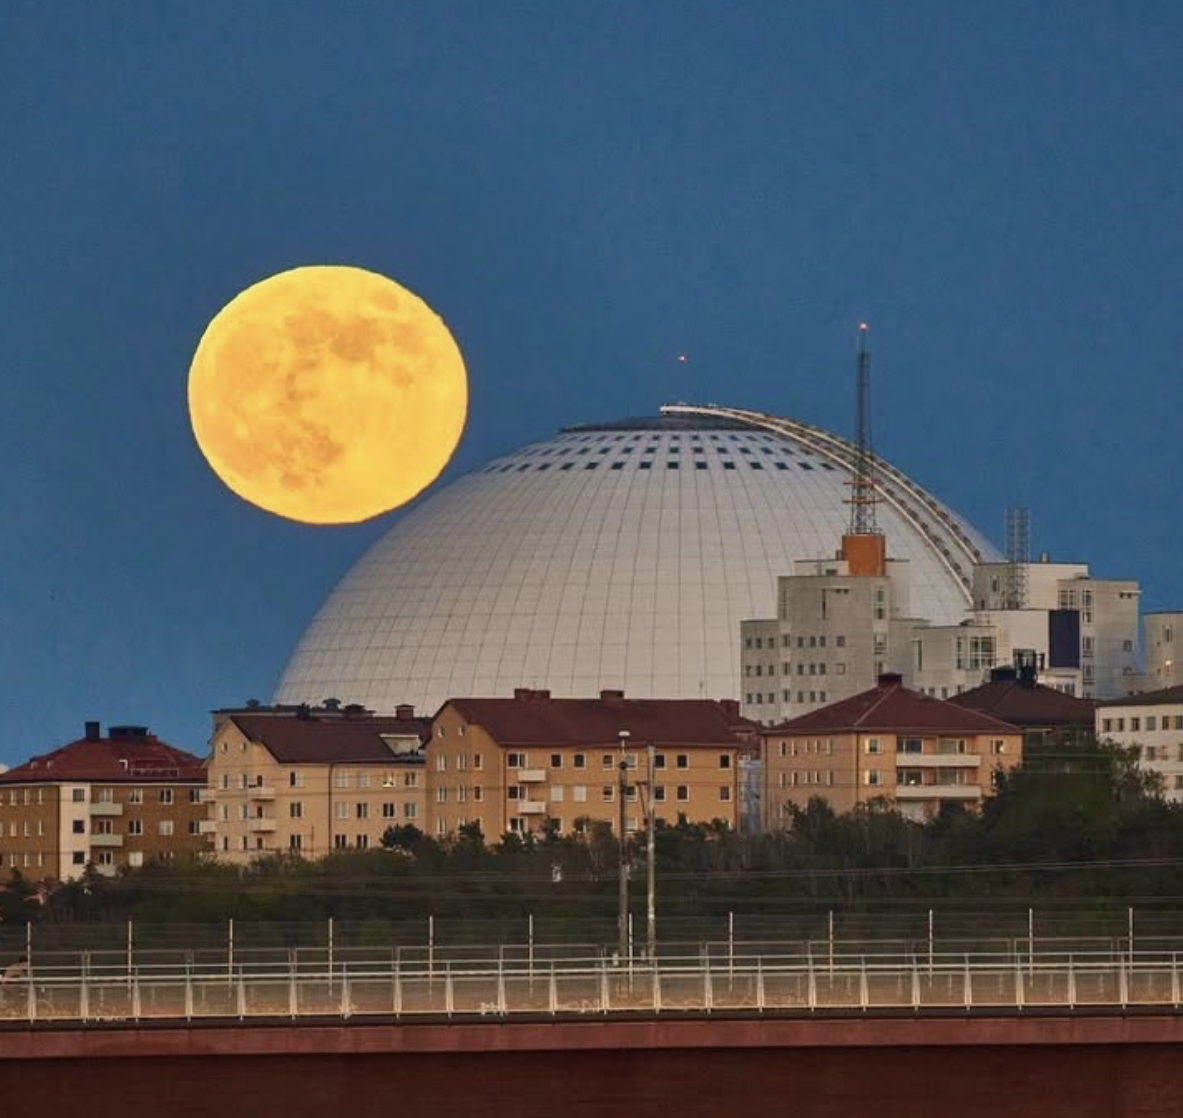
[187,265,467,524]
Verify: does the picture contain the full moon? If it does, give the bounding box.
[187,265,467,524]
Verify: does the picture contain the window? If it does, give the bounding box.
[335,772,349,789]
[159,820,174,836]
[404,772,419,788]
[602,786,615,802]
[550,754,563,769]
[356,835,369,850]
[602,754,614,769]
[356,802,368,819]
[676,754,689,769]
[97,787,114,803]
[508,752,528,769]
[473,786,483,802]
[676,786,689,802]
[719,754,731,769]
[404,803,417,819]
[97,850,114,867]
[1147,717,1158,731]
[335,802,349,819]
[991,740,1007,755]
[573,753,586,769]
[289,834,302,851]
[865,738,881,755]
[1102,719,1113,733]
[382,802,397,818]
[457,786,467,803]
[72,820,86,834]
[654,786,666,802]
[436,755,447,772]
[899,738,922,754]
[71,788,86,803]
[654,753,666,769]
[865,771,882,787]
[435,788,447,804]
[157,788,173,805]
[128,788,143,804]
[94,819,113,835]
[356,772,371,788]
[550,786,565,803]
[1132,718,1142,732]
[189,788,201,803]
[334,834,348,849]
[624,784,638,802]
[71,851,85,865]
[573,785,587,802]
[719,787,732,802]
[474,754,483,771]
[127,819,143,836]
[290,802,303,819]
[289,771,304,788]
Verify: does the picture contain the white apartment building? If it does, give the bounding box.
[1138,613,1182,693]
[742,554,1140,725]
[1096,685,1183,801]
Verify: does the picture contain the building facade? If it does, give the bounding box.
[204,704,429,863]
[426,689,758,840]
[1095,685,1183,801]
[742,555,1140,727]
[760,674,1023,826]
[1139,613,1182,694]
[0,723,206,880]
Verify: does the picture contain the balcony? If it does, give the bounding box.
[198,820,218,835]
[88,802,123,817]
[89,833,124,848]
[248,818,278,832]
[248,785,277,799]
[517,769,546,783]
[896,753,980,768]
[198,788,217,803]
[518,801,547,815]
[896,783,981,801]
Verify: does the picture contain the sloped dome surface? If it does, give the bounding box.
[275,409,997,713]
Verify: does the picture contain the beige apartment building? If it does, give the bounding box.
[0,722,206,880]
[426,688,758,840]
[1096,684,1183,801]
[205,703,429,862]
[761,674,1023,826]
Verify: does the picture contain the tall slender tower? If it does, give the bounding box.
[842,324,887,576]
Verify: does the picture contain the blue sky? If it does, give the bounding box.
[1,2,1180,764]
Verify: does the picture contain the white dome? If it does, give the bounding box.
[275,405,999,713]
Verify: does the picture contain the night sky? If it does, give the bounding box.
[2,2,1180,764]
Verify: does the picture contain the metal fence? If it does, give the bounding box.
[2,945,1182,1024]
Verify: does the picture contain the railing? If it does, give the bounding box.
[2,947,1181,1025]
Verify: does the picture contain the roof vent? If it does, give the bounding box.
[600,689,626,706]
[108,725,148,739]
[323,697,341,711]
[84,721,101,741]
[990,666,1019,683]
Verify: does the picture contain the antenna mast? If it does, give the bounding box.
[848,324,879,535]
[1004,507,1030,610]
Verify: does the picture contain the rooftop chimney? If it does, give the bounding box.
[600,689,625,706]
[877,672,904,687]
[395,704,415,721]
[84,721,101,741]
[322,697,341,711]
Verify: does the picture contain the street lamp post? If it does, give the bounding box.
[617,730,630,962]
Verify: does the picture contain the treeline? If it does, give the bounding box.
[4,735,1183,934]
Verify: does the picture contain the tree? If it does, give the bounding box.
[381,823,423,852]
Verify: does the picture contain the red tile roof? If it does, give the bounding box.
[762,679,1021,736]
[1096,684,1183,709]
[230,713,430,764]
[0,733,205,784]
[442,691,755,747]
[950,680,1096,728]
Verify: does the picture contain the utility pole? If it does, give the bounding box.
[646,740,657,959]
[617,730,630,962]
